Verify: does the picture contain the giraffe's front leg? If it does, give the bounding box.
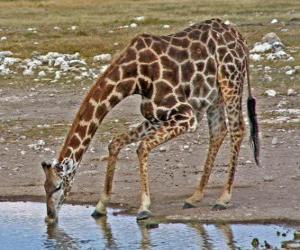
[92,121,156,218]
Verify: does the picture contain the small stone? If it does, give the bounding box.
[71,26,78,30]
[263,176,274,182]
[130,23,138,28]
[0,36,7,41]
[286,69,296,75]
[163,24,170,29]
[291,175,300,181]
[134,16,145,22]
[245,160,252,164]
[183,145,190,150]
[282,241,300,249]
[93,54,112,63]
[20,150,26,155]
[265,89,276,97]
[287,88,297,96]
[250,54,262,61]
[270,19,278,24]
[272,137,278,145]
[159,146,168,152]
[38,71,46,78]
[261,32,281,45]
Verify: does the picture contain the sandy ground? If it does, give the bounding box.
[0,81,300,223]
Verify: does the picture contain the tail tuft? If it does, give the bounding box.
[247,96,260,166]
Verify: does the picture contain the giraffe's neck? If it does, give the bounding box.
[57,62,137,171]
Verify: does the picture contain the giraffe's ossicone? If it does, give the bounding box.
[42,18,259,223]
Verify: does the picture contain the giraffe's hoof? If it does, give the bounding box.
[91,210,106,219]
[212,203,228,211]
[182,202,196,209]
[136,210,152,221]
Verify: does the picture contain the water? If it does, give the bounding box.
[0,202,298,250]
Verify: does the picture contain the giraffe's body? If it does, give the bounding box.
[42,18,259,223]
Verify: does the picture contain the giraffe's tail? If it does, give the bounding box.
[247,96,260,166]
[246,55,260,166]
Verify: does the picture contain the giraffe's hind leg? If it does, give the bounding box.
[184,103,227,208]
[92,120,156,218]
[212,71,245,210]
[136,106,197,220]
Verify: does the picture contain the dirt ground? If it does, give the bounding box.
[0,82,300,223]
[0,0,300,223]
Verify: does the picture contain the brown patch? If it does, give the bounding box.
[154,81,173,105]
[175,86,185,100]
[75,125,87,139]
[83,138,91,146]
[120,48,136,64]
[190,42,208,60]
[160,95,177,108]
[173,31,187,38]
[151,41,168,55]
[162,70,179,87]
[64,148,72,158]
[196,61,205,72]
[168,47,188,63]
[139,49,157,63]
[88,122,97,136]
[188,30,201,40]
[82,102,94,122]
[140,62,160,81]
[100,84,114,102]
[144,38,153,47]
[204,57,216,75]
[135,37,146,50]
[75,148,84,162]
[140,101,154,120]
[217,47,227,61]
[200,31,209,43]
[109,95,120,107]
[116,79,135,96]
[207,39,216,54]
[224,31,235,42]
[184,85,191,98]
[95,104,107,120]
[137,78,153,98]
[122,62,137,79]
[224,53,233,63]
[69,135,81,148]
[156,109,168,121]
[108,66,120,82]
[181,61,195,82]
[92,87,102,102]
[171,38,190,48]
[192,73,205,88]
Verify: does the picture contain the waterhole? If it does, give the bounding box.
[0,202,299,249]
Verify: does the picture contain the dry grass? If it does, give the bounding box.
[0,0,300,92]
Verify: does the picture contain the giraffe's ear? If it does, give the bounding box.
[41,161,52,171]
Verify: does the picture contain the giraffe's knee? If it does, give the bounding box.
[136,141,148,159]
[108,138,122,156]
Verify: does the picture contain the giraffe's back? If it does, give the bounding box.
[132,19,248,122]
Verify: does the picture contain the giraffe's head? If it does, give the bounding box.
[41,159,76,224]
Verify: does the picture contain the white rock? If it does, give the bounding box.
[287,89,297,96]
[281,28,288,32]
[249,54,262,61]
[74,75,82,81]
[263,176,274,182]
[286,69,296,75]
[264,75,272,82]
[183,145,190,150]
[23,69,34,76]
[71,26,78,30]
[159,146,168,152]
[271,137,278,145]
[38,71,46,78]
[0,65,11,75]
[287,56,295,62]
[130,23,138,28]
[55,71,61,80]
[0,36,7,41]
[134,16,145,21]
[262,32,281,45]
[270,19,278,24]
[224,20,231,25]
[20,150,26,155]
[250,42,272,53]
[93,54,112,63]
[265,89,276,97]
[0,51,13,58]
[54,26,61,30]
[163,24,170,29]
[99,65,109,74]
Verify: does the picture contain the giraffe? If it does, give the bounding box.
[41,18,260,223]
